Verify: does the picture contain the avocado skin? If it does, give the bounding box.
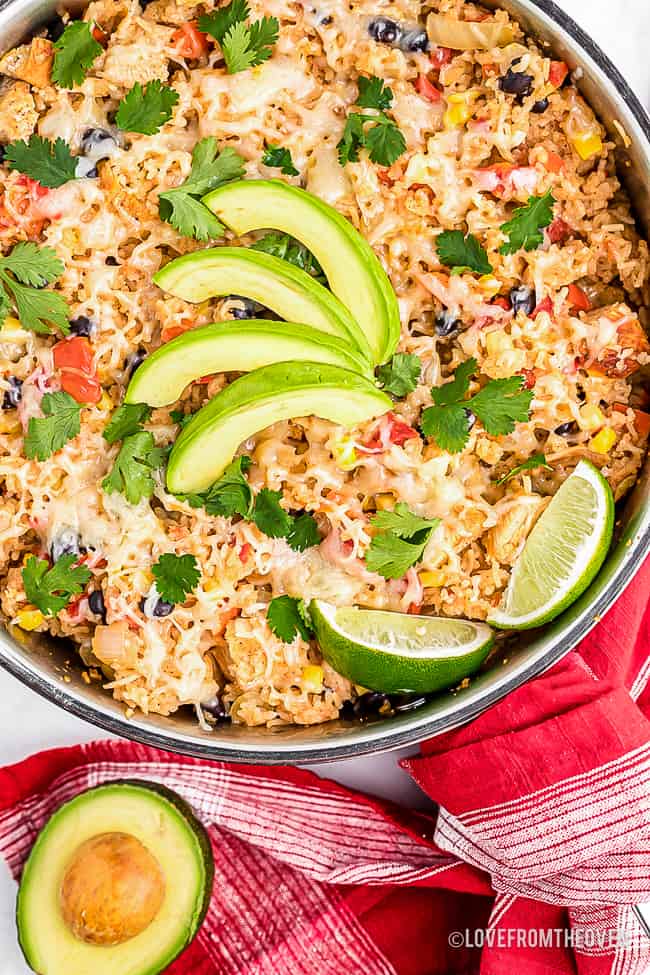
[16,779,214,975]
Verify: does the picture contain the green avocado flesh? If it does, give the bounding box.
[16,780,213,975]
[153,247,372,362]
[126,320,372,407]
[201,181,401,364]
[167,361,392,493]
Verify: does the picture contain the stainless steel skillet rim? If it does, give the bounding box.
[0,0,648,764]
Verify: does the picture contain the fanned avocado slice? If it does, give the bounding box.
[153,246,373,362]
[167,361,392,494]
[16,780,213,975]
[126,320,372,407]
[201,180,401,364]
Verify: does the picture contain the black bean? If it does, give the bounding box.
[88,589,106,620]
[339,700,355,720]
[44,15,67,41]
[75,157,98,179]
[2,377,22,410]
[69,316,96,338]
[368,17,401,45]
[106,256,119,266]
[50,528,82,563]
[435,309,461,337]
[352,691,390,720]
[465,409,476,430]
[498,67,534,98]
[127,348,147,376]
[153,598,174,617]
[510,285,535,317]
[531,97,549,114]
[201,695,231,723]
[554,421,578,436]
[227,296,265,319]
[0,144,6,163]
[391,693,427,713]
[140,592,174,618]
[400,28,429,53]
[319,14,333,25]
[80,128,118,162]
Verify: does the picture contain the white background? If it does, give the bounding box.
[1,2,649,969]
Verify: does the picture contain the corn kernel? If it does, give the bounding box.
[571,132,603,160]
[1,316,24,337]
[0,412,22,434]
[302,665,324,693]
[332,437,358,471]
[589,427,617,454]
[204,577,221,592]
[97,391,112,412]
[579,404,605,431]
[478,275,501,298]
[17,608,44,631]
[485,330,512,356]
[132,569,153,592]
[419,570,446,588]
[443,92,474,129]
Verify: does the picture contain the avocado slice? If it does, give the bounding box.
[154,247,372,362]
[126,320,371,407]
[167,361,392,493]
[201,181,401,364]
[16,780,213,975]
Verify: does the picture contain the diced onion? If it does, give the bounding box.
[426,13,514,51]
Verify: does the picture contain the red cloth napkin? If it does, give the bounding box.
[2,558,650,975]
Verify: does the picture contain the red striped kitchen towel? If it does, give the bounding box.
[1,556,650,975]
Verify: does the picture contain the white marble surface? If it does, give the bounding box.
[0,2,649,970]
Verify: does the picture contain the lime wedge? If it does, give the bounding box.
[310,601,494,694]
[489,460,614,630]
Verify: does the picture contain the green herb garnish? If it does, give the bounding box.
[200,0,278,74]
[102,430,164,504]
[4,135,77,188]
[24,392,81,460]
[496,452,551,486]
[499,190,555,255]
[152,553,200,603]
[376,353,421,397]
[22,554,91,617]
[0,242,69,335]
[436,231,493,275]
[262,143,299,176]
[338,75,406,167]
[116,80,180,135]
[103,403,152,443]
[365,503,440,579]
[267,595,313,642]
[51,21,102,88]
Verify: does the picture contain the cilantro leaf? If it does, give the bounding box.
[221,15,279,74]
[364,116,407,167]
[0,242,64,286]
[337,113,366,165]
[116,80,179,135]
[202,456,253,517]
[365,503,440,579]
[436,231,492,275]
[22,554,91,617]
[469,375,534,436]
[262,143,299,176]
[286,512,320,552]
[102,430,162,504]
[4,135,77,188]
[51,21,102,88]
[250,487,293,537]
[496,452,551,486]
[0,242,70,336]
[3,278,70,335]
[431,357,476,407]
[267,595,313,642]
[170,409,194,429]
[24,392,81,460]
[103,402,151,443]
[158,138,245,240]
[152,553,200,604]
[420,403,470,453]
[251,233,326,283]
[356,75,393,110]
[198,0,249,43]
[376,353,421,397]
[499,190,555,255]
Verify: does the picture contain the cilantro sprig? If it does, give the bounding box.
[0,242,70,335]
[338,75,406,167]
[116,80,179,135]
[102,431,165,504]
[376,353,421,398]
[262,144,298,176]
[24,392,81,460]
[251,233,326,284]
[496,452,551,486]
[22,554,91,617]
[199,0,278,74]
[152,553,200,604]
[499,190,555,255]
[267,595,313,642]
[365,503,440,579]
[158,137,245,241]
[52,21,103,88]
[180,455,253,517]
[436,231,492,275]
[103,402,152,443]
[421,357,534,453]
[5,135,77,188]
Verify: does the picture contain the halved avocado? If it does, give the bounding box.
[201,181,401,364]
[167,360,392,493]
[126,320,371,407]
[154,247,372,362]
[16,780,213,975]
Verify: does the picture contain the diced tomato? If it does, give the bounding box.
[613,403,650,438]
[549,60,569,88]
[91,24,109,45]
[542,149,565,174]
[407,602,422,615]
[567,283,591,312]
[415,74,442,102]
[491,296,511,310]
[361,412,419,452]
[532,296,553,318]
[547,217,572,244]
[171,21,209,59]
[161,321,194,343]
[53,336,94,373]
[521,368,537,390]
[238,542,252,563]
[430,46,453,70]
[60,370,102,404]
[482,63,498,79]
[17,175,49,199]
[388,418,419,445]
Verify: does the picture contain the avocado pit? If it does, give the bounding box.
[59,831,165,946]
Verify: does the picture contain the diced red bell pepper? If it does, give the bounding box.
[430,46,453,70]
[567,283,591,312]
[91,24,109,45]
[542,149,565,174]
[171,21,209,59]
[60,371,102,404]
[549,60,569,88]
[491,296,511,310]
[520,368,537,390]
[613,403,650,438]
[415,74,442,102]
[532,296,553,318]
